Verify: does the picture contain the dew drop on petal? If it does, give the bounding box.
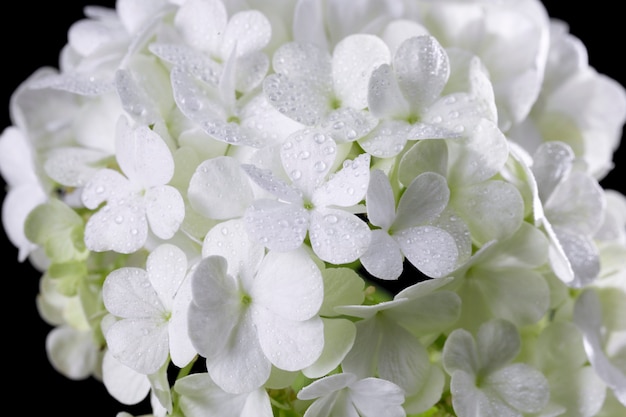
[314,161,327,172]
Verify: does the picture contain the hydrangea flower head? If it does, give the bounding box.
[1,1,626,416]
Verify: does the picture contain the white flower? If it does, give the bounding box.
[362,34,492,159]
[361,168,458,280]
[292,0,404,51]
[443,222,551,333]
[442,318,550,417]
[573,288,626,407]
[527,321,607,417]
[414,0,551,131]
[508,20,626,179]
[529,141,605,287]
[263,34,388,142]
[81,116,185,253]
[0,126,46,262]
[297,372,406,417]
[243,129,372,264]
[102,243,196,375]
[336,277,460,414]
[174,373,273,417]
[188,220,324,393]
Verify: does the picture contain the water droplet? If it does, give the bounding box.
[291,169,302,180]
[314,161,327,172]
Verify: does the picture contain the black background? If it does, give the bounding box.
[1,1,624,416]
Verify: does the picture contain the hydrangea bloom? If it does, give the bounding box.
[2,1,626,416]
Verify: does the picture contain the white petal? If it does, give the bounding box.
[403,364,446,414]
[320,107,378,143]
[114,68,161,126]
[350,377,406,417]
[272,41,332,87]
[473,269,549,328]
[366,169,395,230]
[174,373,248,417]
[332,34,391,109]
[393,172,449,231]
[115,117,174,187]
[531,141,574,202]
[312,153,370,208]
[298,373,356,400]
[454,180,524,245]
[574,289,626,405]
[319,267,366,317]
[304,318,356,378]
[188,156,254,220]
[449,370,494,417]
[241,388,273,417]
[106,318,169,374]
[28,72,114,95]
[103,267,164,318]
[83,194,148,253]
[2,185,45,261]
[102,350,150,405]
[263,73,329,126]
[171,66,262,147]
[553,227,600,288]
[395,225,458,278]
[149,42,221,86]
[341,318,383,379]
[174,0,227,54]
[243,199,309,251]
[545,171,605,235]
[208,314,272,394]
[46,326,98,380]
[378,321,430,394]
[360,230,404,281]
[309,208,371,264]
[292,0,329,51]
[0,126,38,186]
[188,256,242,358]
[442,328,479,376]
[252,248,323,320]
[367,63,411,119]
[222,10,271,57]
[486,363,550,413]
[476,319,521,374]
[446,119,509,187]
[281,129,336,199]
[169,275,197,368]
[359,119,410,159]
[397,139,448,186]
[202,218,265,280]
[116,0,169,34]
[81,168,133,210]
[241,163,303,203]
[390,286,461,336]
[44,147,110,187]
[394,35,449,110]
[235,51,270,93]
[254,308,324,371]
[145,185,184,239]
[146,244,187,310]
[381,20,430,57]
[239,94,306,147]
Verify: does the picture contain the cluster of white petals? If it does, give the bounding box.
[2,0,625,416]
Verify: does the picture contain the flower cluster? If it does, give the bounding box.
[2,1,626,416]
